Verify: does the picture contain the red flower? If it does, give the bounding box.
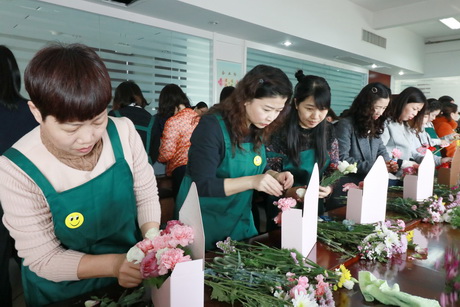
[436,162,451,169]
[428,146,436,152]
[140,251,160,278]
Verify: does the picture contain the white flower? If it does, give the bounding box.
[375,242,386,255]
[337,161,350,173]
[343,279,355,290]
[126,246,145,264]
[345,162,358,174]
[291,292,318,307]
[296,188,306,199]
[145,227,161,240]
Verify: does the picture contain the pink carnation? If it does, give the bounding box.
[163,220,184,235]
[140,250,160,278]
[297,276,309,288]
[274,197,297,211]
[157,248,191,275]
[289,284,307,298]
[391,148,402,159]
[136,238,155,254]
[273,212,282,225]
[167,224,194,247]
[151,234,171,251]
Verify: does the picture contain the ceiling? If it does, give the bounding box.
[6,0,460,77]
[81,0,460,76]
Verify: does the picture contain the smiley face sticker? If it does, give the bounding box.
[65,212,84,229]
[253,155,262,166]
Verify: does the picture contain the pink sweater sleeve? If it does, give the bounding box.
[0,118,161,282]
[0,158,84,281]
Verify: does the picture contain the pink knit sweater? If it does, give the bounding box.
[0,117,161,282]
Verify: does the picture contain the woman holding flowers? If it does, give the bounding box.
[0,44,161,306]
[381,87,428,186]
[265,70,339,219]
[328,83,396,209]
[175,65,294,250]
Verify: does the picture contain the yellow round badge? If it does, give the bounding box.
[253,155,262,166]
[65,212,84,229]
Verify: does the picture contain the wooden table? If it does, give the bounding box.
[49,211,454,306]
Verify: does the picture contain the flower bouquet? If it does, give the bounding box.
[205,238,357,307]
[358,219,416,262]
[320,161,358,187]
[126,220,194,288]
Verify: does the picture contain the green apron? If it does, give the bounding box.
[175,114,264,250]
[266,148,329,215]
[266,148,329,187]
[3,119,141,306]
[112,110,155,164]
[425,126,442,156]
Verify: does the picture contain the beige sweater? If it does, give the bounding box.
[0,116,161,282]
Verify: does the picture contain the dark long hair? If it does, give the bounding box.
[385,86,426,132]
[0,45,27,110]
[157,84,191,119]
[25,43,112,122]
[347,82,391,138]
[113,80,148,110]
[286,70,331,168]
[439,102,458,122]
[209,64,292,152]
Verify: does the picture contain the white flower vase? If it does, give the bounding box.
[403,150,435,201]
[346,156,388,224]
[281,164,319,258]
[151,182,205,307]
[151,259,204,307]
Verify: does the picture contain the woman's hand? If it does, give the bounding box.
[441,140,450,148]
[318,185,332,199]
[113,254,143,288]
[386,160,399,173]
[273,171,294,190]
[252,173,285,196]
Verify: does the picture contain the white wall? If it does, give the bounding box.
[181,0,426,73]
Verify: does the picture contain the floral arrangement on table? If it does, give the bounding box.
[126,220,194,288]
[387,192,460,225]
[205,237,357,307]
[316,219,375,258]
[357,219,424,262]
[271,197,422,262]
[438,246,460,307]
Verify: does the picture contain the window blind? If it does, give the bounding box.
[247,48,366,115]
[2,0,212,114]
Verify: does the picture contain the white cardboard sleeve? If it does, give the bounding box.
[281,164,319,257]
[152,183,205,307]
[403,150,435,201]
[346,156,388,224]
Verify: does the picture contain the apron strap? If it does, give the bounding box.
[106,118,124,160]
[214,114,232,154]
[134,115,155,155]
[3,148,57,197]
[3,119,123,196]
